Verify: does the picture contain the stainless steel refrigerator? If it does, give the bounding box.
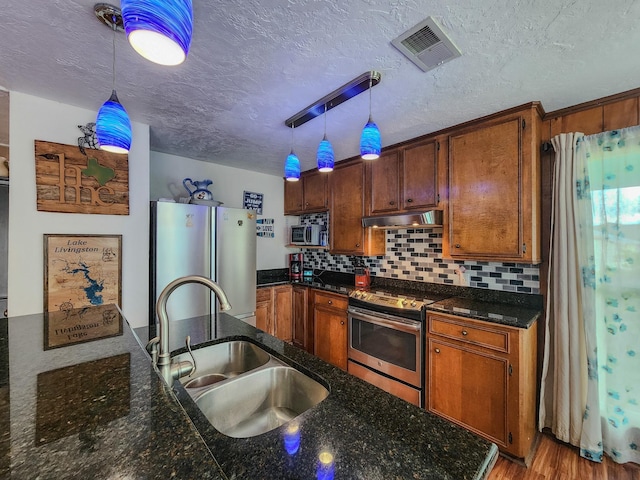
[149,202,257,329]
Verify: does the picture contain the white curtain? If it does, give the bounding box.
[540,127,640,464]
[539,132,593,446]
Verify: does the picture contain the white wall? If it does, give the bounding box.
[8,92,150,327]
[150,151,289,270]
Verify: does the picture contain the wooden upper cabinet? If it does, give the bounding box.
[284,170,328,215]
[367,150,400,215]
[302,170,328,211]
[447,104,542,263]
[402,139,438,210]
[330,160,385,256]
[284,179,304,215]
[366,140,439,216]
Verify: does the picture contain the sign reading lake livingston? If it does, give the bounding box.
[43,234,122,313]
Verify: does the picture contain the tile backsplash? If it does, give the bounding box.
[298,212,540,295]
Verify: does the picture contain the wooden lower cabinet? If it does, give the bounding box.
[312,290,348,370]
[255,285,292,342]
[426,312,538,463]
[292,285,311,352]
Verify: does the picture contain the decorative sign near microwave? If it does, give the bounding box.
[243,190,263,214]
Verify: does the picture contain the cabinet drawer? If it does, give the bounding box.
[256,287,273,303]
[314,291,348,311]
[348,360,421,407]
[429,315,509,353]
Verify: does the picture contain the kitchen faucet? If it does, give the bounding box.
[147,275,232,385]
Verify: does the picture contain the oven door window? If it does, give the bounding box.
[350,316,417,372]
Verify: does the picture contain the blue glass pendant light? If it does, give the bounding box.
[285,125,301,181]
[95,8,132,154]
[317,104,334,172]
[96,90,132,154]
[360,73,381,160]
[121,0,193,66]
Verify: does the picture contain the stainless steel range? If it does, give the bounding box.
[347,289,446,407]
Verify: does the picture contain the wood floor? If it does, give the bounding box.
[488,433,640,480]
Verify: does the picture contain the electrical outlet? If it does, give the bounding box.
[454,266,467,286]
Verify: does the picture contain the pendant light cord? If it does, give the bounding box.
[324,103,328,138]
[111,16,117,91]
[291,124,295,152]
[368,72,373,121]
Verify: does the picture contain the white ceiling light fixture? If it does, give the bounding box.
[391,16,462,72]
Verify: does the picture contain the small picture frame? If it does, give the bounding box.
[43,234,122,313]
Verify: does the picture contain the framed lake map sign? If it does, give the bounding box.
[43,234,122,313]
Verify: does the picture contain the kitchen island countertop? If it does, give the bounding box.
[0,307,498,479]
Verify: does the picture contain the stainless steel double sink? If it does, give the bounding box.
[172,340,329,438]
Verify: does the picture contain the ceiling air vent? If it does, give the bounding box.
[391,17,461,72]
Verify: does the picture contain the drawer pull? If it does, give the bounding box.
[328,300,332,305]
[389,201,395,205]
[455,244,461,248]
[407,198,413,203]
[435,348,440,354]
[340,321,345,325]
[462,330,468,336]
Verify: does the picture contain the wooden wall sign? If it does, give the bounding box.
[35,140,129,215]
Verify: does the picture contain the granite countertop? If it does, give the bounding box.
[0,307,224,479]
[0,306,499,479]
[144,314,499,479]
[426,297,542,329]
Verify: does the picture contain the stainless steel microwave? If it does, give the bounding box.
[290,225,321,246]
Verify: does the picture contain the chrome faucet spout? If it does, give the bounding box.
[155,275,232,385]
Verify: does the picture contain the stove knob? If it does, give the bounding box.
[410,301,417,307]
[401,299,408,306]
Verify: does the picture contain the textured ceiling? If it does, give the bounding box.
[1,1,640,177]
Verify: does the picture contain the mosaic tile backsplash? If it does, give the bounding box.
[298,212,541,295]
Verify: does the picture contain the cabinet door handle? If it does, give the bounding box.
[462,330,468,336]
[389,201,395,205]
[355,243,360,248]
[305,202,309,206]
[340,321,345,325]
[455,244,461,248]
[407,198,413,203]
[328,300,332,305]
[435,348,440,354]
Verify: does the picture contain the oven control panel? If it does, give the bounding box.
[349,290,425,312]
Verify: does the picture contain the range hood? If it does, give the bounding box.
[362,210,443,228]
